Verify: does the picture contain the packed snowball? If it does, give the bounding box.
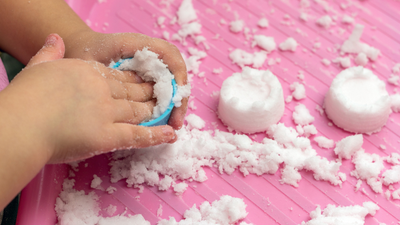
[324,67,391,134]
[218,67,284,133]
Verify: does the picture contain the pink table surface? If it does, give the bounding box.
[16,0,400,224]
[0,59,9,91]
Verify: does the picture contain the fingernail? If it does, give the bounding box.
[45,34,58,46]
[162,126,173,136]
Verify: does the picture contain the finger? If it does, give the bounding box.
[91,34,187,86]
[89,61,144,83]
[113,99,156,124]
[26,34,65,68]
[168,97,189,130]
[109,124,177,149]
[107,79,154,102]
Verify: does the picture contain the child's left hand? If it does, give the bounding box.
[64,31,188,130]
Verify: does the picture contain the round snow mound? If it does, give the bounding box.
[218,67,284,133]
[325,66,391,134]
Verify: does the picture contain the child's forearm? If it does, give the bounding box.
[0,0,91,64]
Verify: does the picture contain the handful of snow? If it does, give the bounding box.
[218,67,284,133]
[110,48,191,122]
[324,67,390,134]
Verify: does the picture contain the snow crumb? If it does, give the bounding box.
[341,24,380,62]
[279,37,298,52]
[393,188,400,200]
[382,165,400,186]
[186,114,206,130]
[351,150,384,193]
[321,58,331,66]
[229,49,267,68]
[314,136,335,149]
[390,94,400,112]
[293,104,315,125]
[301,202,379,224]
[252,35,276,53]
[230,20,245,33]
[159,196,248,224]
[303,124,317,137]
[355,179,362,192]
[393,63,400,74]
[172,83,191,107]
[106,186,117,194]
[105,204,117,216]
[355,52,368,66]
[177,0,197,25]
[173,182,188,195]
[257,18,269,28]
[157,204,163,217]
[299,12,308,21]
[290,82,306,100]
[157,16,166,26]
[212,68,223,74]
[342,15,354,24]
[162,31,170,40]
[332,57,351,68]
[385,153,400,165]
[316,15,332,28]
[388,74,399,86]
[334,134,363,160]
[90,175,102,190]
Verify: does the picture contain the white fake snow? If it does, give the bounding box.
[56,180,249,225]
[230,20,245,33]
[185,114,205,130]
[252,35,276,53]
[177,0,197,25]
[342,15,354,24]
[321,58,331,66]
[218,67,284,133]
[334,134,363,160]
[324,67,391,134]
[279,37,298,52]
[292,104,315,126]
[314,136,335,149]
[257,18,269,28]
[229,49,267,68]
[111,48,174,120]
[90,175,102,190]
[341,24,380,62]
[290,82,306,100]
[301,202,379,225]
[388,74,399,86]
[390,93,400,113]
[350,150,385,193]
[316,15,332,28]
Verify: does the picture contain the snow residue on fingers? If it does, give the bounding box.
[110,48,174,120]
[300,202,379,225]
[324,67,391,134]
[218,67,284,133]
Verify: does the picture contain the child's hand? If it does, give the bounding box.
[1,34,177,164]
[64,31,188,130]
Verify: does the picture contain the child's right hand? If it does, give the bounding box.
[0,34,177,164]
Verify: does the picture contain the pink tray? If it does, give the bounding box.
[16,0,400,224]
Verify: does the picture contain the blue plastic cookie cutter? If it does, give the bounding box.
[111,58,177,127]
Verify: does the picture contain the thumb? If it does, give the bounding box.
[26,34,65,68]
